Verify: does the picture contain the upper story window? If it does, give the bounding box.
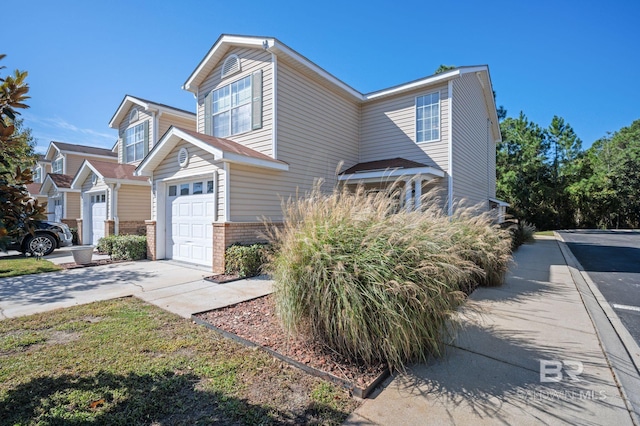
[125,122,146,163]
[52,157,63,174]
[212,75,252,137]
[416,92,440,143]
[32,166,42,183]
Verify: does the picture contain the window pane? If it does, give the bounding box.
[180,184,189,195]
[213,85,230,113]
[135,142,144,160]
[213,111,230,137]
[193,182,203,194]
[207,180,214,193]
[231,103,251,134]
[169,185,177,196]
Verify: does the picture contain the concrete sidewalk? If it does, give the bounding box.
[0,259,272,320]
[346,236,640,425]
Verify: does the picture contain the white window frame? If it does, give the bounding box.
[33,166,42,183]
[125,122,145,163]
[212,75,252,138]
[416,92,441,143]
[52,157,63,174]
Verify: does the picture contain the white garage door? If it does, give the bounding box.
[91,193,106,245]
[166,180,214,267]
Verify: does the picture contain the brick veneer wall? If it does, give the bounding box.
[212,222,283,274]
[118,220,147,236]
[105,220,115,237]
[145,220,156,260]
[61,219,77,229]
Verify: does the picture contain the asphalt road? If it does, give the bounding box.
[559,230,640,346]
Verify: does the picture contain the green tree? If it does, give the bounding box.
[0,54,45,250]
[434,64,456,74]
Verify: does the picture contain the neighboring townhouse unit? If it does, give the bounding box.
[135,34,504,272]
[26,154,51,204]
[71,96,196,245]
[40,142,118,226]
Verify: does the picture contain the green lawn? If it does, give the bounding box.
[0,297,357,425]
[534,230,555,236]
[0,257,62,278]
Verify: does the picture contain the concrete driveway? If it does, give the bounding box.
[0,257,272,320]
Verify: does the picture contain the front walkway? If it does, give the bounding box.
[345,237,639,425]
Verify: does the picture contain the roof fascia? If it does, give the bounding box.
[108,95,150,128]
[364,70,461,101]
[338,166,445,182]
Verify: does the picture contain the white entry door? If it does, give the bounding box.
[91,193,107,245]
[165,180,214,267]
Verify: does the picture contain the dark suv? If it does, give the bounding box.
[8,221,74,256]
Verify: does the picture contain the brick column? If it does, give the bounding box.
[75,219,83,245]
[105,220,115,237]
[145,220,156,260]
[212,223,227,274]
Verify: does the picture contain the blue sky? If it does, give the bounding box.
[5,0,639,154]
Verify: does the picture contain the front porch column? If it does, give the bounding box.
[76,219,83,245]
[404,179,413,211]
[145,220,157,260]
[414,177,423,210]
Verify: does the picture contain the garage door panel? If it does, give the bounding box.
[166,189,214,267]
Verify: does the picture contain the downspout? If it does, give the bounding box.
[223,162,231,222]
[213,170,219,222]
[447,80,454,217]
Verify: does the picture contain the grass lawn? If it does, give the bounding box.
[0,297,358,425]
[0,257,62,278]
[534,230,555,237]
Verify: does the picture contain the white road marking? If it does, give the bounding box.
[612,303,640,313]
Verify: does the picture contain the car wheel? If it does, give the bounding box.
[25,233,56,256]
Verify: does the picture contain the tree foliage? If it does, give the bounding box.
[0,54,45,250]
[497,111,640,230]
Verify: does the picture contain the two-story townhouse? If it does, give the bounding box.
[136,35,505,272]
[70,95,196,245]
[26,154,51,204]
[39,142,117,227]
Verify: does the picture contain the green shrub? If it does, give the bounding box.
[266,184,512,371]
[504,219,536,250]
[96,235,147,260]
[225,243,269,277]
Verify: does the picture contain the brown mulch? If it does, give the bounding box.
[58,259,127,269]
[203,273,242,283]
[195,295,387,389]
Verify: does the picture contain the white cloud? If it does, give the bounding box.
[22,113,116,153]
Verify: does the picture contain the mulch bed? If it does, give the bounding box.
[58,259,127,269]
[203,273,242,284]
[194,295,388,397]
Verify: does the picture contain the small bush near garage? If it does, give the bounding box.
[97,235,147,261]
[225,243,269,277]
[266,184,512,371]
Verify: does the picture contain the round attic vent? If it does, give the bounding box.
[178,147,189,167]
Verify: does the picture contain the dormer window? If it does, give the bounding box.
[129,108,139,122]
[52,157,63,174]
[221,54,241,79]
[124,121,149,163]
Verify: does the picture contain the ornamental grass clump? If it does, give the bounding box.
[266,184,512,371]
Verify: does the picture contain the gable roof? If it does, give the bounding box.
[40,173,79,194]
[45,141,118,161]
[71,159,150,189]
[109,95,196,129]
[136,126,289,176]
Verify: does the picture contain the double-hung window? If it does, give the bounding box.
[52,158,63,174]
[212,75,252,137]
[416,92,440,143]
[125,123,145,163]
[33,166,42,183]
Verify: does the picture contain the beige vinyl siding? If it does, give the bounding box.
[158,114,196,143]
[197,46,274,156]
[152,140,225,221]
[65,154,88,176]
[359,84,449,171]
[117,106,153,164]
[80,175,108,193]
[117,185,151,221]
[451,73,495,210]
[229,61,360,222]
[65,192,81,220]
